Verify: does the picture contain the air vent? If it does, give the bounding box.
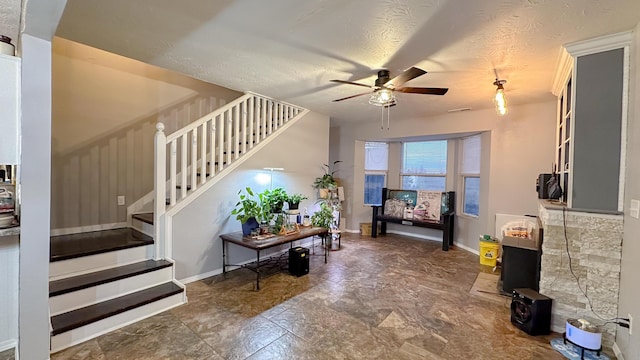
[448,107,472,113]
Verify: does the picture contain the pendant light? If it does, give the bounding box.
[493,79,508,116]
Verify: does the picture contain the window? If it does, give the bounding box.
[460,135,481,216]
[364,142,388,205]
[401,141,447,191]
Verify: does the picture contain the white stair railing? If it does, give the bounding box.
[153,92,307,258]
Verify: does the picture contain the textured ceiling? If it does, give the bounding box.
[51,0,640,125]
[0,0,21,46]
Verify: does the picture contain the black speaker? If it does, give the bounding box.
[536,173,553,199]
[288,247,309,277]
[501,245,541,293]
[511,288,552,336]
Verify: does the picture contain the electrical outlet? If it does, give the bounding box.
[629,313,633,335]
[117,196,125,206]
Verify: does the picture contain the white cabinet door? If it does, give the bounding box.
[0,54,20,164]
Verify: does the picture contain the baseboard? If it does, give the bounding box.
[386,229,442,243]
[454,242,479,255]
[180,268,223,284]
[0,339,16,354]
[51,222,129,236]
[613,342,624,360]
[179,238,317,284]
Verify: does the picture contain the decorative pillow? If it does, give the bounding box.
[384,198,405,218]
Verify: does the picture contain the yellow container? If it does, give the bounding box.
[479,240,499,266]
[360,223,373,236]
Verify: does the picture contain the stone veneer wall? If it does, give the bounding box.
[538,202,623,347]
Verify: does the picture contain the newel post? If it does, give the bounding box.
[154,122,167,259]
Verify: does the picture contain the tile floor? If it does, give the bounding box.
[51,233,577,360]
[0,348,14,360]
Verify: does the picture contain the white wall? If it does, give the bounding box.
[616,25,640,359]
[51,38,242,230]
[332,101,556,250]
[171,111,330,281]
[19,33,53,360]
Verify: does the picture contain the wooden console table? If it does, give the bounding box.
[219,227,328,290]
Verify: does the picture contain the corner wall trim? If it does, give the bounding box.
[613,342,625,360]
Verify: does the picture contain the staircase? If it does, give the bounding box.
[49,92,308,353]
[48,228,185,353]
[148,92,308,259]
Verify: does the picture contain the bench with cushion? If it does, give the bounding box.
[371,188,455,251]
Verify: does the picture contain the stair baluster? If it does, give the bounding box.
[153,92,308,260]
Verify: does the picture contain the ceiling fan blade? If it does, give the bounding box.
[398,87,449,95]
[384,67,427,89]
[332,92,372,102]
[330,79,374,88]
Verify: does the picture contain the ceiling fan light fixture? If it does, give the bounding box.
[493,79,508,116]
[369,88,397,107]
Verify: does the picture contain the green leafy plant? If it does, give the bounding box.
[231,187,261,223]
[313,160,342,189]
[287,193,308,209]
[311,202,334,229]
[272,213,285,234]
[262,187,288,213]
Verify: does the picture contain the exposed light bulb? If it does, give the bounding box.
[379,89,392,101]
[493,79,508,116]
[369,88,397,107]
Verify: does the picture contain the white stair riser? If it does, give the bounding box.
[50,267,174,315]
[131,218,154,237]
[50,245,154,280]
[50,291,185,353]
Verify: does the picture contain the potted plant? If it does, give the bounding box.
[261,187,288,214]
[313,160,342,199]
[311,202,334,229]
[287,193,308,211]
[231,187,261,235]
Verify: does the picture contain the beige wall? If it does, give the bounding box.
[331,101,556,250]
[51,38,241,230]
[616,25,640,359]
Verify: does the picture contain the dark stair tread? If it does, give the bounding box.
[175,184,192,190]
[50,228,154,262]
[49,259,173,297]
[132,213,153,225]
[50,282,183,336]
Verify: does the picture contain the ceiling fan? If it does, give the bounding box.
[330,67,448,107]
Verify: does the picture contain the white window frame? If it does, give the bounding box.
[364,142,389,206]
[460,174,480,218]
[459,135,481,218]
[364,171,387,206]
[400,141,447,191]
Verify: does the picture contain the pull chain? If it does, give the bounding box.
[387,105,390,130]
[380,105,392,130]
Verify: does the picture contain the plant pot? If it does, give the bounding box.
[318,188,330,199]
[289,202,300,210]
[271,201,284,214]
[241,217,259,236]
